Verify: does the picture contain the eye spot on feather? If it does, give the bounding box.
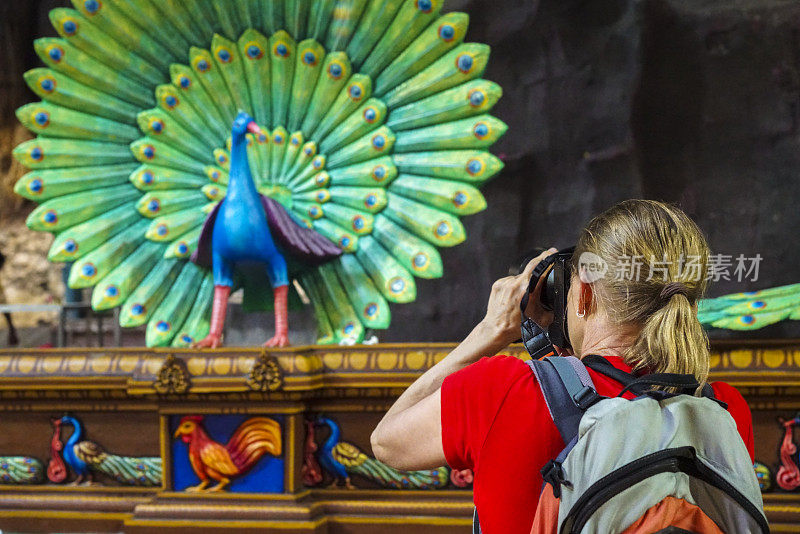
[62,18,78,36]
[273,134,284,144]
[312,156,324,169]
[372,165,386,181]
[364,303,379,319]
[178,75,192,89]
[33,111,50,128]
[750,300,766,309]
[27,178,44,195]
[43,210,58,225]
[290,135,301,146]
[364,194,378,208]
[147,199,160,213]
[216,47,232,63]
[413,252,429,269]
[181,335,193,344]
[81,263,97,279]
[39,76,56,93]
[142,145,155,160]
[435,221,452,238]
[473,122,489,139]
[156,224,168,237]
[64,239,77,254]
[416,0,433,13]
[258,133,267,143]
[131,304,145,317]
[176,242,189,256]
[468,88,486,107]
[217,153,228,164]
[348,83,364,101]
[246,43,264,59]
[453,192,468,207]
[439,24,456,41]
[739,315,755,325]
[149,118,165,134]
[371,134,387,150]
[328,61,344,79]
[105,285,118,298]
[194,58,211,73]
[303,51,318,66]
[163,94,178,109]
[156,320,171,333]
[47,45,64,62]
[304,144,316,157]
[339,236,352,248]
[308,206,322,219]
[466,158,484,176]
[352,216,365,230]
[363,107,378,123]
[343,322,355,336]
[274,42,290,58]
[209,169,220,182]
[456,54,474,74]
[390,277,406,294]
[30,146,44,162]
[83,0,100,15]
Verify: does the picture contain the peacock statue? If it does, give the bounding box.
[312,416,449,490]
[699,283,800,330]
[49,415,162,486]
[14,0,507,347]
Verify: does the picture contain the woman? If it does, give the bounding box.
[371,199,754,534]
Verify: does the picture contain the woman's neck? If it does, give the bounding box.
[578,313,640,360]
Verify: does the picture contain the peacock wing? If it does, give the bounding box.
[332,441,449,490]
[698,283,800,330]
[16,0,507,347]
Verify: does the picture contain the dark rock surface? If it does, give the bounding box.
[3,0,800,343]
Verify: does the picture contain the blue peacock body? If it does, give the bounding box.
[15,0,507,346]
[57,415,162,486]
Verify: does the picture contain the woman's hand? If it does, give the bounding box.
[478,247,558,348]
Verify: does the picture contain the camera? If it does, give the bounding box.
[519,246,575,358]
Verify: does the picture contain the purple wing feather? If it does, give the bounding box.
[190,201,221,270]
[260,196,342,266]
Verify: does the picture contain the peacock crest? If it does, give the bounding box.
[15,0,506,346]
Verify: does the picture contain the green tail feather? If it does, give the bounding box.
[0,457,45,485]
[94,453,162,487]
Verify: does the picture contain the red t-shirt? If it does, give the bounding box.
[440,355,754,534]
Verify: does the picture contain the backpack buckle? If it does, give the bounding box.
[573,385,601,410]
[541,460,573,499]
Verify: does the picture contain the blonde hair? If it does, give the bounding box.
[573,199,711,388]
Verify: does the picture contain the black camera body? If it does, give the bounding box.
[520,247,575,359]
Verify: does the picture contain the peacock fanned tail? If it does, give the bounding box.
[76,441,161,486]
[332,441,449,489]
[0,456,45,484]
[698,282,800,330]
[15,0,507,346]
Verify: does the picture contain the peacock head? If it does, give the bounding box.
[174,415,205,443]
[231,110,263,139]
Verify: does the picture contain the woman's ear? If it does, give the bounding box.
[577,280,594,317]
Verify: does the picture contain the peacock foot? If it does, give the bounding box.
[344,477,356,490]
[193,334,222,349]
[263,332,290,348]
[185,480,211,492]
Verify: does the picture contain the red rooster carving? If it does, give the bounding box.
[173,415,282,492]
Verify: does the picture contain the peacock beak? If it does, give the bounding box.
[173,428,182,439]
[246,121,263,136]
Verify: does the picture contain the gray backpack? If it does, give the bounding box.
[473,355,768,534]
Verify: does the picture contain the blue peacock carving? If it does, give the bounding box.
[14,0,507,346]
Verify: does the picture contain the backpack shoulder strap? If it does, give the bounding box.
[526,356,602,445]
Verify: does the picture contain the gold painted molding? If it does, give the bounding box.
[0,340,798,395]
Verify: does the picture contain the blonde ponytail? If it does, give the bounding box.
[573,200,711,390]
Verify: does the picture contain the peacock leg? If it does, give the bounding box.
[193,285,231,349]
[344,477,356,490]
[263,285,290,347]
[68,473,84,486]
[207,477,230,492]
[185,479,211,492]
[326,478,340,489]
